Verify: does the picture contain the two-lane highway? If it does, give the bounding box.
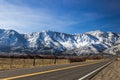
[0,59,114,80]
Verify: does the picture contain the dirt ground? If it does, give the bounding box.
[91,59,120,80]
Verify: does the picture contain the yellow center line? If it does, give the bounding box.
[0,60,106,80]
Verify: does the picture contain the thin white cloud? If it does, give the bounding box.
[0,0,78,33]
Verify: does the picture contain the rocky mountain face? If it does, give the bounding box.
[0,29,27,52]
[0,29,119,55]
[104,44,120,55]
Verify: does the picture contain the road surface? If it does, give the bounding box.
[0,59,114,80]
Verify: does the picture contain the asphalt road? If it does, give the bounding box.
[0,59,113,80]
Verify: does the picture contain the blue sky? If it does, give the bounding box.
[0,0,120,34]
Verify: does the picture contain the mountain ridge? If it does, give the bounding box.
[0,29,119,55]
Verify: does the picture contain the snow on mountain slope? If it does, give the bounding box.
[0,29,26,47]
[63,45,99,56]
[86,30,119,46]
[24,30,100,51]
[0,29,119,55]
[23,30,120,54]
[24,31,66,51]
[104,44,120,55]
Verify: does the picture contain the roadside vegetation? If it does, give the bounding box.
[0,54,104,71]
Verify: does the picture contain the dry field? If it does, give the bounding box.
[0,55,103,71]
[91,58,120,80]
[0,58,70,70]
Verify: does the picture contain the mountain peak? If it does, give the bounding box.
[86,30,105,36]
[41,30,57,33]
[86,30,104,34]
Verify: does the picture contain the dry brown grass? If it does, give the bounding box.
[0,56,104,71]
[86,59,104,62]
[0,58,70,70]
[91,59,120,80]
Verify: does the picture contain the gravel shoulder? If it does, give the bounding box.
[91,58,120,80]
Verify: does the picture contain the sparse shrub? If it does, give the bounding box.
[68,57,86,63]
[88,55,103,60]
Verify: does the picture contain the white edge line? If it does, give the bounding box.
[78,59,114,80]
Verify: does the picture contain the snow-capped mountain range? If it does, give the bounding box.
[0,29,120,55]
